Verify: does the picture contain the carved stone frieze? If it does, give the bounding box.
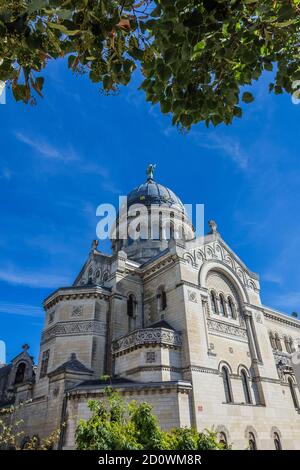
[41,320,105,343]
[112,327,182,355]
[207,318,248,341]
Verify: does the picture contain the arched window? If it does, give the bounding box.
[248,432,257,450]
[127,294,137,332]
[218,432,228,449]
[241,370,252,404]
[14,362,26,385]
[275,333,282,351]
[269,332,276,350]
[289,337,295,353]
[219,295,227,317]
[222,366,233,403]
[157,287,167,312]
[227,297,236,319]
[273,432,282,450]
[211,291,218,315]
[288,377,299,409]
[284,336,291,353]
[127,294,136,317]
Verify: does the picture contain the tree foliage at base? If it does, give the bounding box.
[1,1,300,128]
[75,387,227,450]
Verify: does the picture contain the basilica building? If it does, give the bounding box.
[1,167,300,450]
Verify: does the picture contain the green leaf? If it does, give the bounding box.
[242,92,254,103]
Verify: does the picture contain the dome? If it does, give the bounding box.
[126,169,185,212]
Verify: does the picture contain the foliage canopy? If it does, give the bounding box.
[1,0,300,128]
[75,386,227,450]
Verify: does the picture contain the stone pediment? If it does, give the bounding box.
[182,236,259,293]
[73,248,112,288]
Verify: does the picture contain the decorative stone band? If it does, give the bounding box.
[41,320,106,344]
[43,287,110,310]
[207,318,248,342]
[112,327,182,356]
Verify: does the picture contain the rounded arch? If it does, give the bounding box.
[199,260,249,304]
[270,426,282,440]
[14,361,27,385]
[218,360,233,375]
[270,427,282,450]
[215,425,231,446]
[245,425,259,450]
[237,364,250,376]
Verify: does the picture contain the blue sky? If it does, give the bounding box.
[0,59,300,363]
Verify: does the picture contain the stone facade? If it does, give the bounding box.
[1,172,300,450]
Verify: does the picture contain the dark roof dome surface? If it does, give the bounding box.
[126,165,184,211]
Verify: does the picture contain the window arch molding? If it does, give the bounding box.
[240,368,252,404]
[270,427,282,450]
[219,362,233,404]
[210,290,219,315]
[227,296,236,319]
[216,425,230,448]
[200,261,249,305]
[157,285,167,312]
[269,331,276,350]
[287,375,299,409]
[219,293,227,317]
[245,426,259,450]
[275,332,282,351]
[14,361,27,385]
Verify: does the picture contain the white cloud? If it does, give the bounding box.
[0,302,43,317]
[15,131,78,162]
[0,267,72,288]
[190,131,249,170]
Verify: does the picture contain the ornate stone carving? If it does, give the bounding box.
[41,320,105,343]
[146,351,156,363]
[188,290,198,303]
[207,318,248,341]
[71,305,84,317]
[182,240,258,291]
[112,327,182,355]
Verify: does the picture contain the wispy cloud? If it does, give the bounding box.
[0,167,12,180]
[0,302,43,317]
[15,131,78,162]
[0,266,72,288]
[190,131,249,170]
[15,131,121,194]
[265,292,300,311]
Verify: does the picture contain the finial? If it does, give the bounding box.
[70,353,77,361]
[22,343,29,351]
[208,219,218,235]
[146,163,156,181]
[91,239,99,251]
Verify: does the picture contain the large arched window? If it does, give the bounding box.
[14,362,26,385]
[210,291,218,315]
[275,333,282,351]
[241,370,252,404]
[248,432,257,450]
[219,295,227,317]
[288,377,299,409]
[273,432,282,450]
[227,297,236,319]
[222,366,233,403]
